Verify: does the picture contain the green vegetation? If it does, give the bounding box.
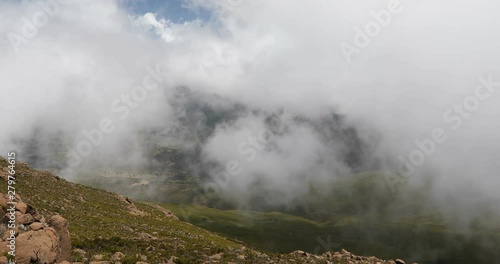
[0,159,247,263]
[2,157,381,263]
[161,172,500,264]
[2,157,500,263]
[165,204,327,253]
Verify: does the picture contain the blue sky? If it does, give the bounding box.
[121,0,212,22]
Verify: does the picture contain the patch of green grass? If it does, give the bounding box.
[165,204,328,253]
[161,171,500,264]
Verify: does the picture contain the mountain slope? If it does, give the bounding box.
[0,157,412,263]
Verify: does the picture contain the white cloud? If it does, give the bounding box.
[1,0,500,207]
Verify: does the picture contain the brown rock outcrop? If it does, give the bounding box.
[0,193,71,264]
[49,215,71,262]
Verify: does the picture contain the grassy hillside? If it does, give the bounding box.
[3,156,499,263]
[0,157,410,263]
[63,163,500,263]
[161,172,500,264]
[0,157,245,263]
[163,203,500,264]
[165,204,328,253]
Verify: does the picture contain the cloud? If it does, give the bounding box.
[1,0,500,211]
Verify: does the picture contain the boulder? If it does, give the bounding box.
[17,212,34,225]
[16,228,59,263]
[49,215,71,262]
[15,201,28,214]
[0,193,71,263]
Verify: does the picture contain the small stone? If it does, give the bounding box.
[34,214,45,223]
[294,250,306,256]
[167,256,177,264]
[73,248,87,256]
[30,222,44,231]
[209,253,222,260]
[15,201,28,214]
[112,252,125,262]
[341,249,351,256]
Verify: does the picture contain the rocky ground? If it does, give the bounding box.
[0,193,70,263]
